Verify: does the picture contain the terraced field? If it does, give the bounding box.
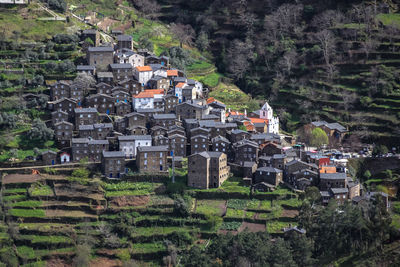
[0,172,302,266]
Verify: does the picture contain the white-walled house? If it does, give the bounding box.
[260,102,279,134]
[132,89,164,110]
[118,135,152,158]
[115,49,145,68]
[134,66,153,86]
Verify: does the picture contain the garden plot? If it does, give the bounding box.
[45,210,98,219]
[18,223,74,234]
[195,199,227,216]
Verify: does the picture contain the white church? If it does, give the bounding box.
[259,101,280,134]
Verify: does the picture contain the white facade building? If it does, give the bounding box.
[134,66,153,86]
[118,135,152,158]
[260,101,279,134]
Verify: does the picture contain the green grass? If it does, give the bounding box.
[245,211,256,219]
[19,223,71,232]
[10,200,42,208]
[105,189,154,197]
[132,242,166,253]
[225,208,245,219]
[377,13,400,28]
[187,60,214,71]
[195,199,225,216]
[9,209,45,218]
[29,184,53,197]
[220,221,242,231]
[246,199,260,210]
[3,188,27,194]
[103,182,158,192]
[209,82,254,111]
[131,226,191,237]
[277,198,302,208]
[18,235,73,245]
[227,199,248,210]
[16,246,36,260]
[266,221,295,233]
[2,194,26,202]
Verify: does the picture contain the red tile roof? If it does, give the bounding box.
[136,66,152,72]
[207,97,225,105]
[167,70,178,76]
[133,89,164,98]
[249,118,268,124]
[176,82,186,88]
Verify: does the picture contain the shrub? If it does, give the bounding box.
[116,248,131,262]
[220,221,242,231]
[227,199,248,210]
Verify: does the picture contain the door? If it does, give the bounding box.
[51,160,55,165]
[106,109,110,115]
[117,173,120,178]
[109,173,112,178]
[160,165,163,171]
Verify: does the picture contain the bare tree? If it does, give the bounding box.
[315,30,336,66]
[170,23,195,48]
[278,50,298,76]
[312,10,346,30]
[341,91,357,117]
[361,37,378,61]
[385,24,400,52]
[135,0,161,20]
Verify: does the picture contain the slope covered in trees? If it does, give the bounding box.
[156,0,400,145]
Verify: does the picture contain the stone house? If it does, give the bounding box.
[112,89,130,103]
[190,127,210,139]
[128,125,148,135]
[42,150,57,165]
[133,89,164,110]
[52,98,77,119]
[97,72,114,85]
[93,123,113,139]
[77,65,95,76]
[115,101,131,116]
[118,135,152,158]
[136,146,169,172]
[50,81,70,101]
[233,139,259,165]
[164,94,179,114]
[88,140,109,162]
[305,121,348,146]
[110,63,132,82]
[285,160,318,178]
[87,46,114,71]
[102,151,126,178]
[330,188,349,204]
[259,142,283,157]
[229,129,251,143]
[153,98,164,110]
[187,152,229,189]
[82,29,100,46]
[254,167,283,186]
[289,169,319,190]
[167,125,186,137]
[211,135,231,153]
[96,82,113,95]
[51,110,69,125]
[191,134,209,154]
[150,126,168,137]
[168,134,187,157]
[115,49,144,68]
[54,121,73,147]
[148,76,169,90]
[85,94,115,115]
[78,124,94,139]
[153,135,169,146]
[176,101,209,121]
[151,114,177,128]
[116,35,133,50]
[69,83,85,103]
[136,108,164,121]
[74,108,99,130]
[125,112,146,128]
[319,172,347,191]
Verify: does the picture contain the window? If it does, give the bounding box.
[160,152,163,157]
[144,160,147,165]
[144,153,147,158]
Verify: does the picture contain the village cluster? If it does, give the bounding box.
[39,29,368,205]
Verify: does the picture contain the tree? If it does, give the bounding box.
[195,31,209,52]
[73,72,96,88]
[310,127,328,147]
[170,23,195,48]
[135,0,161,20]
[363,170,372,180]
[73,244,91,267]
[162,46,194,70]
[27,119,54,142]
[45,0,67,13]
[278,50,298,76]
[315,29,336,67]
[173,196,190,217]
[372,144,388,156]
[138,36,154,52]
[304,186,321,205]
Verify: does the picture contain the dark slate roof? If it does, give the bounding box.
[256,167,282,173]
[88,46,114,52]
[89,140,109,145]
[202,114,220,120]
[311,121,328,127]
[191,134,209,140]
[79,125,94,130]
[94,123,113,129]
[331,188,349,194]
[243,161,257,167]
[174,77,186,83]
[118,135,152,141]
[125,112,145,118]
[72,138,89,144]
[137,146,169,152]
[190,127,211,133]
[292,169,318,175]
[211,135,230,143]
[74,107,98,113]
[272,154,286,159]
[184,118,198,124]
[153,114,176,120]
[151,125,167,131]
[97,72,114,78]
[117,35,132,41]
[136,108,164,113]
[326,122,347,132]
[231,129,248,135]
[259,156,272,161]
[235,139,258,148]
[193,151,223,159]
[251,133,270,140]
[110,63,132,69]
[77,65,95,71]
[168,134,186,139]
[320,173,347,180]
[286,159,309,167]
[320,191,331,197]
[54,121,73,126]
[102,151,125,158]
[42,150,57,155]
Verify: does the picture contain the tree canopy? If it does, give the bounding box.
[310,127,328,147]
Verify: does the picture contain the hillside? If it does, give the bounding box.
[156,0,400,146]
